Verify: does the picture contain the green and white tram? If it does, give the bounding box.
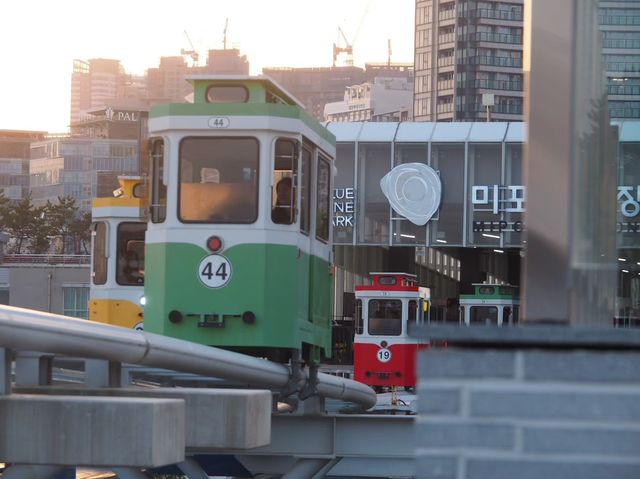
[144,75,336,362]
[459,284,520,326]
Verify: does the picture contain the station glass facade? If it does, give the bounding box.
[327,120,640,326]
[328,122,525,249]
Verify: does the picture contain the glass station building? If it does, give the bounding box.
[326,120,640,326]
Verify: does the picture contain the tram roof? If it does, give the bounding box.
[326,121,525,143]
[327,120,640,143]
[369,272,417,278]
[184,74,305,109]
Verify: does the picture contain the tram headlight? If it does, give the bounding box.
[139,296,146,306]
[206,235,223,252]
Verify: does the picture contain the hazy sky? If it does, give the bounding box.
[1,0,415,133]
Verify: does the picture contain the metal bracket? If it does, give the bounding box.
[299,361,319,400]
[278,350,304,401]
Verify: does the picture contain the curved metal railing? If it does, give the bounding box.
[0,305,376,409]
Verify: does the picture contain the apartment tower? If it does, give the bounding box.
[414,0,524,122]
[70,59,129,127]
[599,0,640,119]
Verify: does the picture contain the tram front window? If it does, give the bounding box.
[116,222,146,286]
[179,137,259,223]
[469,306,499,325]
[368,299,402,336]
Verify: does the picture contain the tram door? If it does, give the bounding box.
[460,304,519,325]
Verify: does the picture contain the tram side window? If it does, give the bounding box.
[116,222,146,286]
[92,222,107,285]
[469,306,498,325]
[299,147,311,234]
[355,299,363,334]
[503,306,519,325]
[179,137,259,223]
[150,139,167,223]
[272,139,298,225]
[408,300,418,329]
[368,299,402,336]
[316,157,330,242]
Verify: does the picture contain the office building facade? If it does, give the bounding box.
[0,130,45,201]
[599,0,640,119]
[324,77,414,122]
[414,0,524,122]
[29,137,138,212]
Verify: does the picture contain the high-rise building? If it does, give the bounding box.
[146,49,251,105]
[70,59,129,127]
[264,63,413,122]
[414,0,524,122]
[146,56,191,104]
[599,0,640,119]
[202,48,250,75]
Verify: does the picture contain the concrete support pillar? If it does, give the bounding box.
[0,347,11,395]
[85,359,122,387]
[14,351,52,386]
[296,395,325,415]
[523,0,616,325]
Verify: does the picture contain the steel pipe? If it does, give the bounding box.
[0,305,376,409]
[1,465,65,479]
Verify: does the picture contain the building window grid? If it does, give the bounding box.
[63,286,89,319]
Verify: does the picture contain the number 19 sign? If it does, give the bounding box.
[198,254,232,288]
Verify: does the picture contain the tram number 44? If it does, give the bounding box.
[377,348,392,363]
[208,117,230,129]
[198,254,232,288]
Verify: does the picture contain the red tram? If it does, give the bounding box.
[353,273,428,388]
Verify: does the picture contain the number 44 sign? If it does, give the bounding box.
[198,254,232,288]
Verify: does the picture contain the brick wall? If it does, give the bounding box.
[415,348,640,479]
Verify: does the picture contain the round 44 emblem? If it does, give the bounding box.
[377,348,392,363]
[198,254,232,288]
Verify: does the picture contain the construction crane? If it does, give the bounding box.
[181,30,199,66]
[223,18,229,50]
[331,1,372,67]
[333,27,354,67]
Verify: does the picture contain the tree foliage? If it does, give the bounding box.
[0,193,92,255]
[1,192,44,254]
